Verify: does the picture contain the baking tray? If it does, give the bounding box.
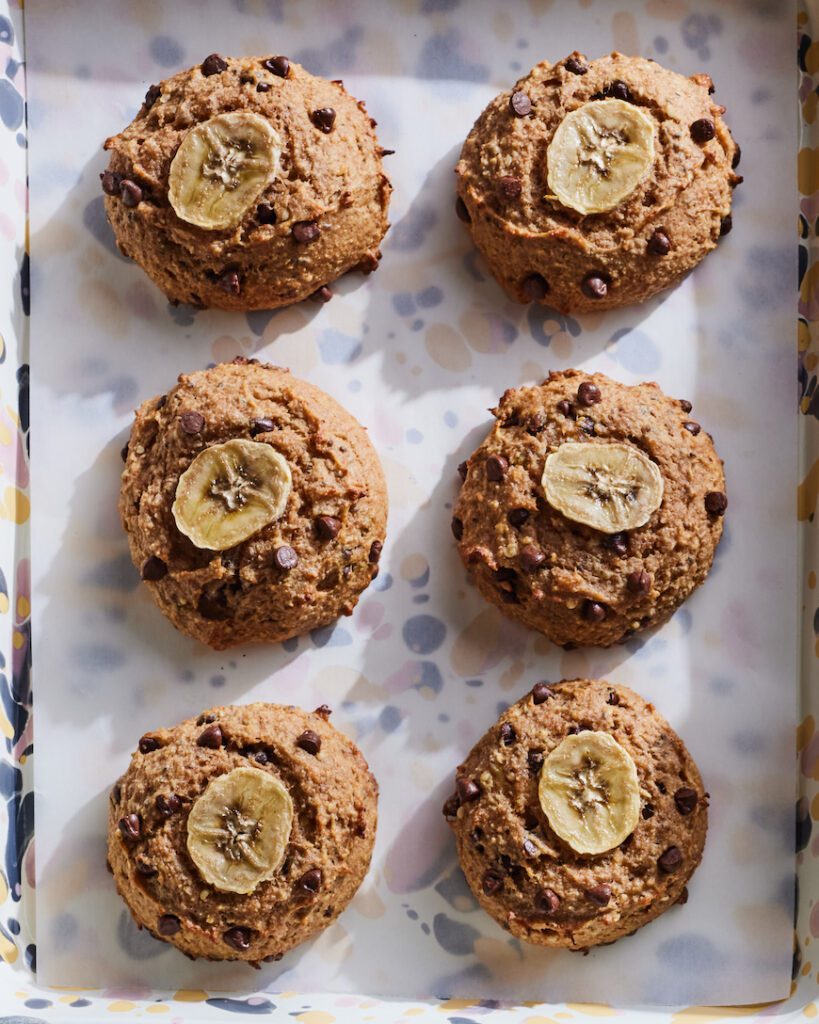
[0,0,816,1019]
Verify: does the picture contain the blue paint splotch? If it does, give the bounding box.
[432,912,481,955]
[318,328,362,365]
[416,29,489,82]
[149,35,185,68]
[606,326,661,374]
[402,615,446,654]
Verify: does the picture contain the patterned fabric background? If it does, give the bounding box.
[0,0,815,1019]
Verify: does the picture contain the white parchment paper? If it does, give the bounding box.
[27,0,797,1005]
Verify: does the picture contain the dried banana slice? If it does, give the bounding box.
[172,438,291,551]
[541,441,663,534]
[538,731,640,855]
[187,766,293,894]
[168,111,281,230]
[546,99,655,214]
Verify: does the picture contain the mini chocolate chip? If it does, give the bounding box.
[180,411,204,434]
[144,84,161,109]
[119,814,141,841]
[519,545,545,572]
[297,868,322,895]
[607,690,620,706]
[536,887,561,913]
[451,517,464,540]
[528,749,544,773]
[256,82,271,92]
[683,420,702,437]
[256,202,277,225]
[483,870,504,895]
[315,704,332,719]
[120,179,143,207]
[315,515,341,540]
[197,723,223,749]
[532,682,552,704]
[139,734,160,754]
[156,793,181,816]
[224,926,252,950]
[577,382,601,406]
[201,53,228,76]
[608,80,631,101]
[674,786,699,815]
[690,118,715,143]
[197,713,216,725]
[582,273,608,300]
[112,784,122,803]
[263,55,290,77]
[627,570,652,595]
[499,722,517,746]
[457,778,480,803]
[657,781,667,794]
[565,56,588,75]
[521,273,549,301]
[158,914,181,936]
[676,887,689,906]
[498,175,522,199]
[455,196,471,223]
[507,508,529,527]
[311,107,336,133]
[368,540,383,563]
[680,399,693,413]
[510,91,532,116]
[527,412,547,435]
[557,399,574,418]
[218,270,241,296]
[135,858,157,877]
[274,545,298,570]
[720,214,733,236]
[586,883,612,907]
[732,143,742,169]
[141,556,167,582]
[642,803,655,820]
[442,794,460,819]
[705,491,728,515]
[250,417,274,437]
[292,220,321,243]
[658,846,683,873]
[100,170,122,196]
[311,285,333,303]
[606,532,628,557]
[296,729,321,755]
[648,229,671,256]
[486,454,508,481]
[582,600,607,622]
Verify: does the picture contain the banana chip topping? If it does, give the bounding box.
[546,99,655,214]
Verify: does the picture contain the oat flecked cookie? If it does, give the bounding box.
[120,358,387,649]
[455,52,741,313]
[102,53,392,310]
[108,702,377,964]
[452,370,726,648]
[443,679,708,949]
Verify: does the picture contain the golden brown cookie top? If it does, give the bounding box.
[107,702,378,963]
[119,358,388,649]
[453,370,725,647]
[444,679,707,950]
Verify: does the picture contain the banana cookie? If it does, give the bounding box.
[452,370,726,647]
[101,53,392,310]
[120,358,387,649]
[108,702,377,963]
[443,679,707,949]
[455,52,740,313]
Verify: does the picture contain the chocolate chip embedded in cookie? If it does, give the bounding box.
[101,55,391,310]
[108,703,378,963]
[444,679,708,949]
[453,369,725,647]
[455,52,740,313]
[120,359,388,649]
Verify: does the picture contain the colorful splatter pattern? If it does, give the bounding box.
[0,0,814,1020]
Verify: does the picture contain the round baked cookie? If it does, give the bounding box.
[120,358,387,649]
[443,679,708,950]
[455,52,740,314]
[452,369,726,648]
[108,702,377,963]
[101,53,392,310]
